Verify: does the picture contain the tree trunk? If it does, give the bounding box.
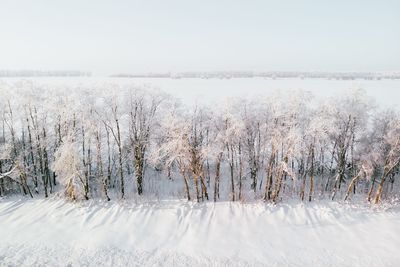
[331,151,346,201]
[180,167,191,201]
[367,175,376,202]
[206,158,211,187]
[325,141,337,192]
[19,171,33,198]
[238,143,243,201]
[374,173,387,204]
[213,154,222,202]
[199,172,209,200]
[194,174,200,202]
[264,150,275,200]
[344,170,362,201]
[81,126,89,200]
[134,145,144,195]
[27,118,38,193]
[299,155,308,202]
[272,155,288,203]
[308,143,315,202]
[0,160,3,196]
[250,163,257,193]
[229,145,235,202]
[96,130,110,201]
[37,131,47,197]
[106,128,112,189]
[115,118,125,198]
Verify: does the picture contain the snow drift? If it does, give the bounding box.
[0,198,399,266]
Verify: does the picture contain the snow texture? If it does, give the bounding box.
[1,198,399,267]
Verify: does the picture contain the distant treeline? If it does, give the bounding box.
[111,71,400,80]
[0,70,91,77]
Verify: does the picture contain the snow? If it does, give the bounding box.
[1,198,399,266]
[1,77,400,109]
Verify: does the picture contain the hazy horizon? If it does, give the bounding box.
[1,0,399,75]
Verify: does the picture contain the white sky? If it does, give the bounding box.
[0,0,399,75]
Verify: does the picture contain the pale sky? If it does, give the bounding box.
[0,0,399,75]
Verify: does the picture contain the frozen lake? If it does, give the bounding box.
[1,77,399,109]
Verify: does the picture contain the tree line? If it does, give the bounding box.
[0,81,399,204]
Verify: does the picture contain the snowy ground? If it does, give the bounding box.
[1,198,400,267]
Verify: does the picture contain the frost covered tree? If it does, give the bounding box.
[128,88,165,195]
[99,91,127,199]
[52,137,82,200]
[371,113,400,203]
[327,89,373,200]
[0,82,398,205]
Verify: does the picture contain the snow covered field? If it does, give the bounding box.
[1,198,400,267]
[1,77,400,109]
